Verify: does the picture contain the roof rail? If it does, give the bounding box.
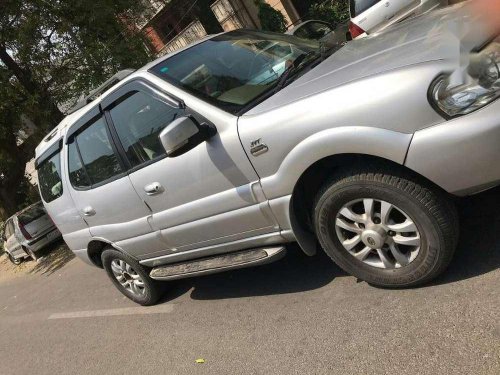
[66,69,135,114]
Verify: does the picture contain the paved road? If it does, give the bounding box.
[1,189,499,375]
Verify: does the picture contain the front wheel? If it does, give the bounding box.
[102,249,162,306]
[314,169,459,287]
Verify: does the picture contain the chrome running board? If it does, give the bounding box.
[149,247,286,281]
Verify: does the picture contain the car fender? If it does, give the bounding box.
[259,126,414,199]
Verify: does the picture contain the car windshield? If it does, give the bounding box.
[150,30,320,114]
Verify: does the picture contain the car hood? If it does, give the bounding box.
[247,2,491,115]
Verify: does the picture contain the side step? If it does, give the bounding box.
[149,247,286,281]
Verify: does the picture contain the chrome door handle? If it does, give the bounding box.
[83,206,96,217]
[144,182,164,196]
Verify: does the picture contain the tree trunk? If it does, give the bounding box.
[0,45,64,126]
[0,187,19,217]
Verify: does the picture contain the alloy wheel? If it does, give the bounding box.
[335,198,421,269]
[110,259,146,297]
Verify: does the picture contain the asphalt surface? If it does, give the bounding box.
[0,189,499,375]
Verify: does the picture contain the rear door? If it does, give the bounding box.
[64,106,159,255]
[351,0,415,34]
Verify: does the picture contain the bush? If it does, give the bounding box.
[307,0,350,27]
[255,0,287,33]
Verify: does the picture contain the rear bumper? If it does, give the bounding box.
[406,100,500,196]
[28,228,62,252]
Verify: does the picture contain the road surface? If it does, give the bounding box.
[0,189,499,375]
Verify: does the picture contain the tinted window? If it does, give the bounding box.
[109,91,183,168]
[18,203,46,226]
[75,117,123,185]
[68,141,91,188]
[150,30,318,114]
[305,22,333,40]
[38,152,63,203]
[351,0,381,17]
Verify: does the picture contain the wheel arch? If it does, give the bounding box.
[87,239,125,268]
[289,153,452,257]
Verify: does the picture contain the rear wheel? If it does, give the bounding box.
[314,168,458,287]
[102,248,161,306]
[8,253,22,266]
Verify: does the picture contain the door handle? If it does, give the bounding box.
[144,182,164,196]
[83,206,96,217]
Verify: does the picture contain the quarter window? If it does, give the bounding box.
[38,152,63,202]
[109,91,183,168]
[69,117,123,187]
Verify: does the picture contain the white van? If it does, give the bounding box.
[349,0,449,38]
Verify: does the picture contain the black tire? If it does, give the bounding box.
[314,168,459,288]
[8,253,22,265]
[102,248,161,306]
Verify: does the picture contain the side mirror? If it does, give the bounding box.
[159,116,217,158]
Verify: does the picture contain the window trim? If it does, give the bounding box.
[101,79,185,174]
[36,147,64,203]
[66,113,128,191]
[35,139,63,170]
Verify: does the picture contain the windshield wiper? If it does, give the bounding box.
[274,51,320,92]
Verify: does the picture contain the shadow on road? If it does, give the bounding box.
[431,186,500,286]
[28,240,75,276]
[159,187,500,303]
[158,245,344,303]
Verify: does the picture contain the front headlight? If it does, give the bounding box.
[430,37,500,118]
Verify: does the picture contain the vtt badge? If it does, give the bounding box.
[250,138,269,156]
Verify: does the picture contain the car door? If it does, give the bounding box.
[64,106,161,255]
[100,79,279,258]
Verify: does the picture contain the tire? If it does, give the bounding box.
[314,168,459,288]
[102,248,161,306]
[8,253,22,266]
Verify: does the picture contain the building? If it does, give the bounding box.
[136,0,306,56]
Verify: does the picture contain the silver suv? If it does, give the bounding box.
[35,3,500,305]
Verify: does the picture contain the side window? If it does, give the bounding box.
[108,91,183,168]
[38,152,63,203]
[70,117,123,187]
[68,141,91,189]
[294,26,311,40]
[307,22,332,39]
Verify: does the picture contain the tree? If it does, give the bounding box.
[306,0,350,27]
[0,0,155,217]
[255,0,287,33]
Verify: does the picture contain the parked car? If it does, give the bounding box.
[286,20,351,48]
[35,3,499,305]
[2,202,61,265]
[349,0,449,38]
